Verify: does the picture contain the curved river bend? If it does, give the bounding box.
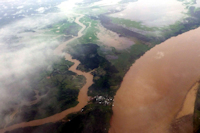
[0,14,93,133]
[109,27,200,133]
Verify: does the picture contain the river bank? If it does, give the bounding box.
[168,82,200,133]
[109,26,200,133]
[176,82,199,119]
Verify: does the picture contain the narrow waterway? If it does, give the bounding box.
[109,27,200,133]
[0,14,94,133]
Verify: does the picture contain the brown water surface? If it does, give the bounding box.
[109,27,200,133]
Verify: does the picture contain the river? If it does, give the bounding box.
[109,27,200,133]
[0,14,94,133]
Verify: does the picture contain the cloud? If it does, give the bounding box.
[17,6,24,9]
[0,8,70,120]
[0,12,69,75]
[57,0,83,12]
[90,0,121,6]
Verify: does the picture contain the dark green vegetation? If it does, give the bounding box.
[194,83,200,133]
[68,44,104,72]
[68,44,122,96]
[1,57,85,128]
[110,43,150,76]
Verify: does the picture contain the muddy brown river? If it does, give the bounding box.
[109,28,200,133]
[0,14,94,133]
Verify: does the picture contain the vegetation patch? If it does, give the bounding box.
[110,43,150,76]
[45,19,81,36]
[78,16,100,44]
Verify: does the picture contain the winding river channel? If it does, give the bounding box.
[0,14,94,133]
[109,27,200,133]
[2,13,200,133]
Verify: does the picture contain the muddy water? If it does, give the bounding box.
[109,27,200,133]
[0,14,93,133]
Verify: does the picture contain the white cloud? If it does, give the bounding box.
[36,7,46,13]
[17,6,24,9]
[110,0,186,26]
[0,12,69,97]
[91,0,121,6]
[57,0,83,12]
[12,10,24,15]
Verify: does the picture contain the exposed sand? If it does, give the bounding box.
[0,14,93,133]
[109,27,200,133]
[176,82,199,119]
